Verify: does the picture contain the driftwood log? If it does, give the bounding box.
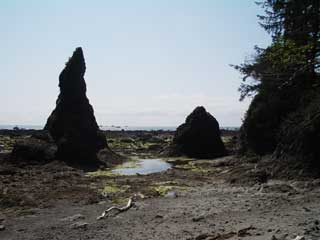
[97,197,133,220]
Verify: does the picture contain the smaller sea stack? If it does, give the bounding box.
[167,106,226,159]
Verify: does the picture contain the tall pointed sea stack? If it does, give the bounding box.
[45,47,107,164]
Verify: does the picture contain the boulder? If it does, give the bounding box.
[11,131,57,164]
[167,106,226,158]
[44,47,108,164]
[97,148,125,167]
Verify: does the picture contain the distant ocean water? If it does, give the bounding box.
[0,125,239,131]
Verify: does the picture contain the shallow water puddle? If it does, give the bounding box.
[112,159,172,175]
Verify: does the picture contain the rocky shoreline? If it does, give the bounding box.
[0,129,320,240]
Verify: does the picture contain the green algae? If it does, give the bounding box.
[111,197,131,204]
[86,159,140,177]
[150,185,173,195]
[86,169,119,177]
[150,180,190,196]
[165,157,193,165]
[0,135,19,151]
[103,185,122,193]
[114,160,139,169]
[102,184,130,195]
[165,156,227,174]
[221,136,232,143]
[172,160,211,174]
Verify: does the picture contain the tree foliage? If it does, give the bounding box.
[234,0,320,157]
[235,0,319,101]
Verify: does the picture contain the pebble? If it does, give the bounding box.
[271,234,288,240]
[192,214,205,222]
[71,222,88,229]
[0,225,5,231]
[292,236,305,240]
[165,191,177,198]
[61,214,85,222]
[303,207,311,212]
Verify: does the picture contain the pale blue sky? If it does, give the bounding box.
[1,0,270,127]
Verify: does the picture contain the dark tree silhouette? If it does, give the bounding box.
[234,0,320,170]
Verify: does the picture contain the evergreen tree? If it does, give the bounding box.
[234,0,320,155]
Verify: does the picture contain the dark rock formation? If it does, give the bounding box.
[238,92,283,155]
[11,131,57,164]
[274,93,320,173]
[44,47,107,164]
[238,84,303,155]
[167,106,227,159]
[97,148,126,167]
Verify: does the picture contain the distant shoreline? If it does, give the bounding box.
[0,125,240,131]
